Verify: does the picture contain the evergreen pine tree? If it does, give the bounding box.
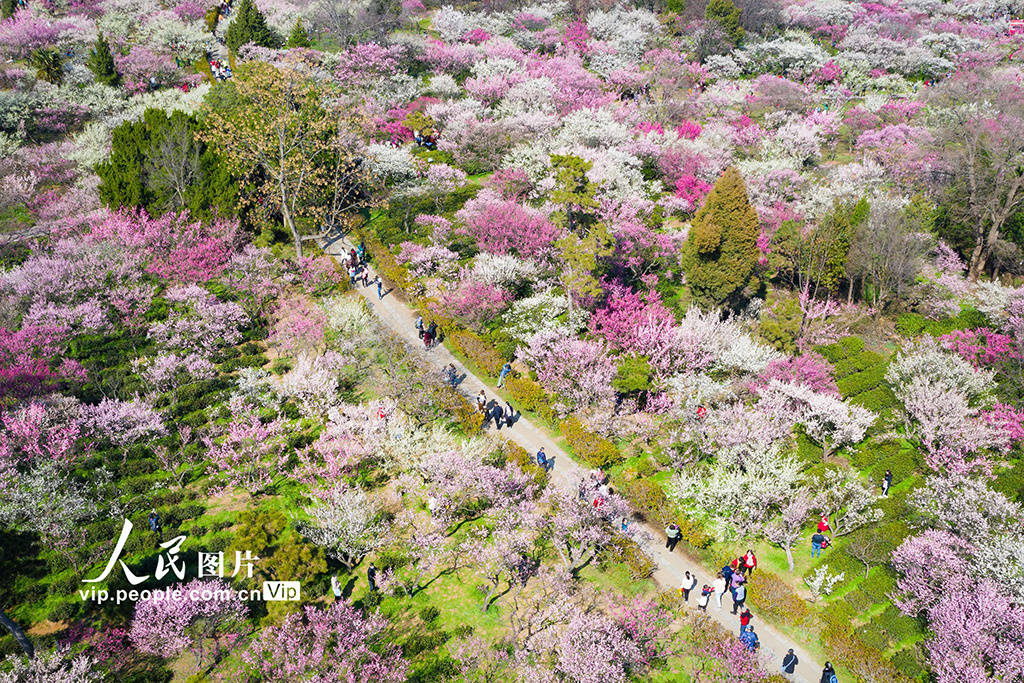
[286,18,311,48]
[225,0,281,54]
[705,0,744,45]
[87,33,120,87]
[682,166,762,310]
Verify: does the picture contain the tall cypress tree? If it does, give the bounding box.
[682,166,762,310]
[225,0,281,54]
[705,0,744,45]
[286,18,311,48]
[87,33,120,87]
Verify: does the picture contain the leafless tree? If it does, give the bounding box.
[846,201,931,310]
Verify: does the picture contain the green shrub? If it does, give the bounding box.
[48,601,79,622]
[848,439,899,470]
[677,513,714,549]
[602,534,656,580]
[872,605,924,644]
[818,336,865,364]
[890,646,929,681]
[270,358,293,375]
[506,376,557,426]
[844,588,874,613]
[855,622,891,651]
[746,570,810,626]
[560,416,620,468]
[419,606,441,623]
[993,458,1024,502]
[895,313,928,337]
[870,446,922,481]
[850,386,899,416]
[860,567,897,603]
[448,330,505,377]
[621,479,671,522]
[837,364,887,398]
[795,431,823,465]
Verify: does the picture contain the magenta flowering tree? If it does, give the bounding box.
[150,286,249,355]
[755,353,839,396]
[0,402,82,474]
[88,210,240,284]
[0,11,81,59]
[520,331,617,410]
[455,189,561,257]
[269,295,328,356]
[589,285,675,353]
[438,280,512,332]
[938,328,1022,368]
[130,579,246,670]
[241,601,407,682]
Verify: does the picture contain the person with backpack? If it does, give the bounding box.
[367,563,379,592]
[415,315,424,338]
[738,606,752,635]
[331,574,342,602]
[375,276,383,300]
[491,403,503,430]
[697,584,711,611]
[721,562,734,587]
[476,391,487,413]
[504,402,515,427]
[426,320,437,344]
[665,523,681,552]
[536,448,547,469]
[739,625,759,652]
[781,649,799,679]
[882,469,893,496]
[820,662,838,683]
[730,569,745,602]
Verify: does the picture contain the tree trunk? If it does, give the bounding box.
[281,192,302,260]
[783,544,794,572]
[0,610,33,658]
[968,241,987,281]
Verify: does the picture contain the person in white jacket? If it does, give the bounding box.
[713,573,727,609]
[679,570,698,602]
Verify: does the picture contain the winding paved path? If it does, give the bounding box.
[323,236,823,682]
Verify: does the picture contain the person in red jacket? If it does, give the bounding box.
[738,607,753,636]
[817,515,831,533]
[742,549,758,575]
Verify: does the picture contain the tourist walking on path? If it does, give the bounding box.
[504,402,514,427]
[820,662,838,683]
[679,570,697,601]
[882,469,893,496]
[331,574,342,601]
[738,606,752,636]
[781,649,799,680]
[476,390,487,413]
[697,584,711,611]
[148,509,162,542]
[732,582,747,615]
[740,625,759,652]
[713,573,727,609]
[375,276,383,300]
[491,403,503,430]
[665,523,681,552]
[367,563,379,592]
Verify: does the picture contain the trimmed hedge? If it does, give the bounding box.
[602,534,656,580]
[621,478,671,523]
[506,376,557,426]
[561,416,620,468]
[448,329,505,377]
[745,570,811,627]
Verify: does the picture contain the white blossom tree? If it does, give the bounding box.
[299,484,390,570]
[764,488,813,571]
[811,469,882,536]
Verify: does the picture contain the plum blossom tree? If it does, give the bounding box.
[543,489,610,575]
[130,579,246,670]
[241,601,407,682]
[299,483,390,570]
[519,331,616,410]
[763,487,812,571]
[0,647,100,682]
[811,469,882,536]
[203,399,287,494]
[761,380,875,457]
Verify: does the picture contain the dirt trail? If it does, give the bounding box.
[324,236,824,682]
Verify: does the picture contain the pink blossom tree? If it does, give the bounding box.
[590,285,675,353]
[241,601,407,682]
[130,578,246,670]
[455,189,561,258]
[519,331,616,410]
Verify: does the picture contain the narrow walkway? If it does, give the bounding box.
[323,237,822,682]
